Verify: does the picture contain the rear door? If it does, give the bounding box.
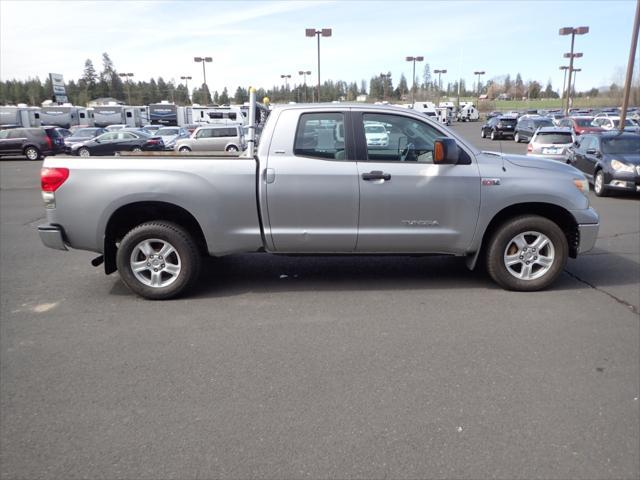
[353,111,481,253]
[264,109,359,252]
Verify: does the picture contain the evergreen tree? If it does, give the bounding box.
[82,59,98,100]
[397,73,408,99]
[544,80,554,98]
[219,87,229,104]
[504,74,512,95]
[515,73,524,99]
[233,86,248,104]
[422,63,432,90]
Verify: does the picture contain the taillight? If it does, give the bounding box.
[41,167,69,192]
[527,144,533,152]
[44,134,53,149]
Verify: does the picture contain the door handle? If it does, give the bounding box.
[362,170,391,181]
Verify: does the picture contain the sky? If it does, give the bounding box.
[0,0,637,97]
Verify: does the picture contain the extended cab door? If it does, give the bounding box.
[353,111,481,253]
[263,109,359,252]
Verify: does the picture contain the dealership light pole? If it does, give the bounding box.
[559,66,569,102]
[619,0,640,132]
[299,70,311,102]
[118,72,134,105]
[473,70,485,105]
[570,68,581,99]
[305,28,332,103]
[559,26,588,113]
[194,56,212,102]
[405,55,424,105]
[180,75,192,103]
[380,73,391,101]
[280,74,291,101]
[434,69,447,95]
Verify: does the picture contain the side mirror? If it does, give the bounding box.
[433,137,459,164]
[94,138,101,143]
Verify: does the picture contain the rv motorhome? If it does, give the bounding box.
[148,102,190,126]
[93,105,126,127]
[457,102,480,122]
[0,105,41,128]
[38,105,81,128]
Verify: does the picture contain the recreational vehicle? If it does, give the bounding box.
[38,105,81,128]
[0,105,41,128]
[93,105,126,127]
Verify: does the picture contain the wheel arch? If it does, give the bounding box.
[466,202,580,270]
[103,201,208,274]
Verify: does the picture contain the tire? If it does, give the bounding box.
[481,129,486,138]
[490,130,497,141]
[24,146,40,160]
[514,132,520,143]
[78,147,90,157]
[486,215,568,291]
[226,145,239,152]
[179,146,191,153]
[116,221,202,300]
[593,170,608,197]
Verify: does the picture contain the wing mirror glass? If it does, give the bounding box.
[433,137,459,164]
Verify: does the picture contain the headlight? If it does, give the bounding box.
[573,177,589,195]
[611,159,634,173]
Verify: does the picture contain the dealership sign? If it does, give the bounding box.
[49,73,68,104]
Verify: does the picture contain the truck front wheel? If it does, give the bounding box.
[486,215,568,291]
[116,221,201,300]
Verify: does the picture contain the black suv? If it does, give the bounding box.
[0,128,57,160]
[514,116,554,143]
[481,116,518,140]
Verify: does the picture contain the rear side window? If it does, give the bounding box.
[536,132,573,144]
[294,113,345,159]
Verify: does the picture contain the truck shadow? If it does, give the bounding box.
[168,248,636,298]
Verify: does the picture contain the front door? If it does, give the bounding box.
[353,111,481,254]
[264,109,359,252]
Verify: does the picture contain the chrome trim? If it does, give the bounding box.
[578,223,599,254]
[38,224,68,251]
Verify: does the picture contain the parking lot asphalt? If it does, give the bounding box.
[1,123,638,479]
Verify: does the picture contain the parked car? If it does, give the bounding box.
[568,131,640,196]
[514,116,554,143]
[592,116,639,132]
[42,126,68,154]
[38,103,599,299]
[557,116,604,136]
[547,113,566,126]
[485,111,502,120]
[140,125,163,135]
[64,127,107,152]
[154,127,191,150]
[481,116,517,140]
[175,125,246,153]
[70,131,164,157]
[364,122,390,147]
[526,127,574,162]
[0,127,56,159]
[105,124,127,132]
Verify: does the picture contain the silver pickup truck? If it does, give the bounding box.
[39,102,599,299]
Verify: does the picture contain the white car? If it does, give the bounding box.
[592,116,639,132]
[364,122,389,147]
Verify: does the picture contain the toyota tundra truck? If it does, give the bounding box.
[38,100,599,299]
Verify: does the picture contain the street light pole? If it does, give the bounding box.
[619,0,640,132]
[473,70,485,106]
[570,68,581,100]
[559,66,569,104]
[559,26,588,114]
[280,74,291,102]
[180,76,192,104]
[306,28,332,102]
[298,70,311,103]
[118,72,134,105]
[193,56,212,103]
[405,56,424,105]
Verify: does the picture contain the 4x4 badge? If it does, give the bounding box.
[482,178,501,186]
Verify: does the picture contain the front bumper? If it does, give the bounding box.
[577,223,599,253]
[38,224,68,251]
[605,171,640,192]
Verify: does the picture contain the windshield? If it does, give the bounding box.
[574,118,594,127]
[601,136,640,154]
[365,125,386,134]
[533,119,554,128]
[535,132,573,144]
[72,128,100,137]
[499,118,517,125]
[156,127,180,136]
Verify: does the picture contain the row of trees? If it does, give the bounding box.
[0,53,635,106]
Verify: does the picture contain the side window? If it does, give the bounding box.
[196,129,211,139]
[293,112,345,160]
[0,130,9,139]
[8,129,25,139]
[362,112,441,163]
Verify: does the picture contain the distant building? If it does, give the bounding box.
[87,97,125,107]
[356,94,368,102]
[497,93,511,100]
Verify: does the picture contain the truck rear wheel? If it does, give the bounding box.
[116,221,201,300]
[486,215,568,291]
